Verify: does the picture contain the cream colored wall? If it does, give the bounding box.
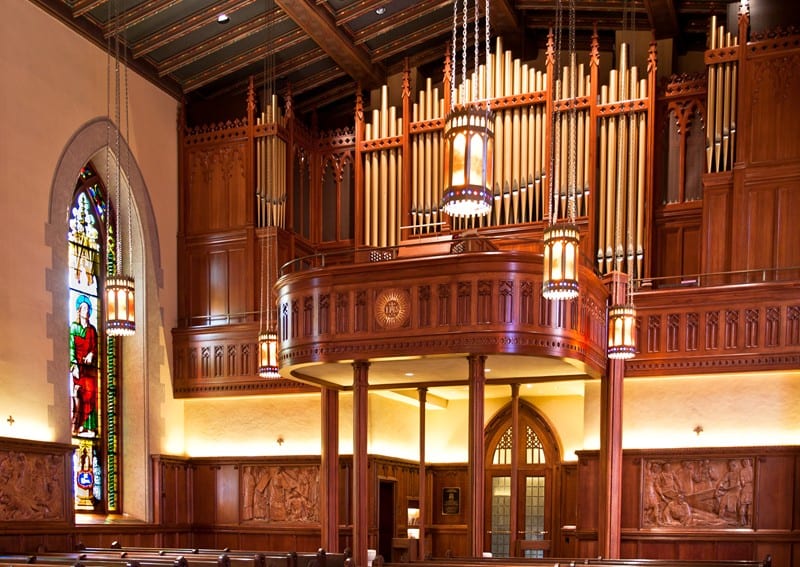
[181,387,588,464]
[583,371,800,450]
[0,0,181,518]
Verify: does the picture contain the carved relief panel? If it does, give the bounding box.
[642,457,754,528]
[241,464,320,523]
[0,440,72,525]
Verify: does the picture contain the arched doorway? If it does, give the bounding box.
[484,399,560,557]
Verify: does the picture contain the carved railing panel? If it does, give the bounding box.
[276,249,609,374]
[626,281,800,376]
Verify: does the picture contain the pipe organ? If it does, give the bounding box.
[256,93,288,229]
[705,15,739,174]
[411,78,444,236]
[176,6,799,396]
[239,16,746,287]
[596,42,651,280]
[354,33,655,283]
[363,85,403,247]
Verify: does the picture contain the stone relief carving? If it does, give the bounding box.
[642,457,753,528]
[241,465,320,523]
[0,450,65,521]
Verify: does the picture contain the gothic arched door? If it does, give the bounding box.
[484,400,560,557]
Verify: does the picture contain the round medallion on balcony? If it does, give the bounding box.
[374,288,410,329]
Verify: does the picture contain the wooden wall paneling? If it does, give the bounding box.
[577,447,800,561]
[152,455,191,526]
[184,233,250,325]
[576,452,599,532]
[620,456,642,529]
[755,454,795,530]
[701,172,734,283]
[740,182,779,279]
[677,540,717,560]
[742,38,800,167]
[184,141,250,235]
[557,463,579,557]
[192,463,217,525]
[428,465,468,557]
[714,542,756,561]
[215,464,240,525]
[653,201,703,287]
[731,169,800,282]
[776,179,800,280]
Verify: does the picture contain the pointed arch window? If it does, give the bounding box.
[67,163,121,514]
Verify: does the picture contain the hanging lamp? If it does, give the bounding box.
[606,0,637,359]
[441,0,495,218]
[105,0,135,336]
[542,0,580,301]
[257,1,280,380]
[258,232,280,379]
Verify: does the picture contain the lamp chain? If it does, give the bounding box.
[450,0,457,110]
[123,6,133,279]
[461,0,467,104]
[549,0,563,226]
[259,235,265,335]
[567,0,577,224]
[113,0,122,278]
[473,0,478,101]
[615,0,629,272]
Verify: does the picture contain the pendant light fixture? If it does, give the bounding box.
[542,0,580,301]
[608,270,636,360]
[105,0,135,336]
[607,303,637,359]
[441,0,495,218]
[257,0,280,379]
[607,0,637,359]
[258,232,280,379]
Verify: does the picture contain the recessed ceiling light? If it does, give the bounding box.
[375,7,386,16]
[217,14,230,24]
[404,372,414,377]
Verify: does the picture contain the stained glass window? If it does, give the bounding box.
[68,164,120,513]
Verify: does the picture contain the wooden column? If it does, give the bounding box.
[468,354,487,557]
[353,361,370,565]
[321,387,340,551]
[509,383,520,556]
[418,387,428,559]
[598,273,626,558]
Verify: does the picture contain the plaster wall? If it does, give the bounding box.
[0,0,181,518]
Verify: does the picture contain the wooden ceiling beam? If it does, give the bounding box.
[490,0,522,37]
[642,0,679,39]
[275,0,384,89]
[72,0,107,18]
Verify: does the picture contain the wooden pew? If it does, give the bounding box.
[73,547,271,567]
[383,556,771,567]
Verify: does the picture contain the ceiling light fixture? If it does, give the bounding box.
[441,0,495,218]
[217,13,230,24]
[542,0,580,301]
